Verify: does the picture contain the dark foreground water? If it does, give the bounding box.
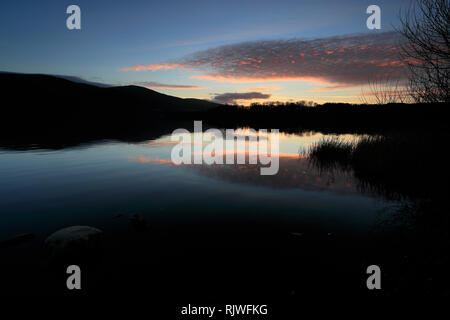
[0,128,444,299]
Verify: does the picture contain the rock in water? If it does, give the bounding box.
[44,226,102,260]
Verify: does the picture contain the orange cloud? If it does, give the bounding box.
[307,86,350,93]
[192,74,332,85]
[245,87,280,91]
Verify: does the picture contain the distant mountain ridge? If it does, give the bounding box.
[0,72,114,87]
[0,72,219,113]
[0,72,220,144]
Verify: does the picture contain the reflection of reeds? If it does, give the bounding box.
[308,133,449,296]
[307,133,448,201]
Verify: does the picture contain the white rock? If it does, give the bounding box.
[44,226,102,258]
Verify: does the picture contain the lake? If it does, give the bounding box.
[0,128,409,296]
[0,129,396,242]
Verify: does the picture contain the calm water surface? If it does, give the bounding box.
[0,130,396,243]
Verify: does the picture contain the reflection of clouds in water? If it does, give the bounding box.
[147,140,202,147]
[132,130,363,193]
[127,156,173,164]
[127,154,357,194]
[190,157,357,194]
[146,140,179,147]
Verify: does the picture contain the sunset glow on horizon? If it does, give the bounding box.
[0,0,413,105]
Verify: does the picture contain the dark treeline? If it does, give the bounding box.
[188,101,450,134]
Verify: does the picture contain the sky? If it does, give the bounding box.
[0,0,412,104]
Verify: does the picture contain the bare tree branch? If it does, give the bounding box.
[398,0,450,102]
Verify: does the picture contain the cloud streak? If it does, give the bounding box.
[122,63,181,71]
[123,32,409,88]
[212,92,271,104]
[134,81,205,89]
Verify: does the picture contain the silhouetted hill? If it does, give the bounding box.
[0,72,220,144]
[0,72,219,112]
[0,73,218,125]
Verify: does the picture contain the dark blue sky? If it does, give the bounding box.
[0,0,411,103]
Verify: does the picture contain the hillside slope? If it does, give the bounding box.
[0,72,219,141]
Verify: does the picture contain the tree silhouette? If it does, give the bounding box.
[360,75,414,104]
[399,0,450,102]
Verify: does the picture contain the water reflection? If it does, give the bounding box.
[129,129,360,194]
[0,127,446,296]
[0,128,389,241]
[129,155,358,194]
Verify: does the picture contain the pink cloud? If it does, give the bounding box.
[122,32,409,87]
